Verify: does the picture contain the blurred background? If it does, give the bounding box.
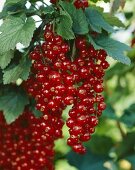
[1,0,135,169]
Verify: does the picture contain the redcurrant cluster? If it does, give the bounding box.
[74,0,89,9]
[50,0,57,4]
[49,0,89,9]
[0,109,64,170]
[24,25,109,154]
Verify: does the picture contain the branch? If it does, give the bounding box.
[116,121,126,139]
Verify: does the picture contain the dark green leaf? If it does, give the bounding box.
[86,135,114,155]
[85,7,114,33]
[88,35,102,50]
[0,69,3,83]
[115,132,135,159]
[0,15,36,53]
[5,0,26,4]
[0,88,29,124]
[120,104,135,128]
[89,5,124,28]
[39,5,55,15]
[56,9,75,40]
[67,150,108,170]
[102,104,118,120]
[0,50,14,69]
[60,2,89,35]
[125,155,135,169]
[124,12,133,20]
[3,57,31,84]
[32,108,43,118]
[90,0,110,3]
[95,35,131,65]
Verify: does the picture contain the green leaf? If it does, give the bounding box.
[88,35,102,50]
[125,155,135,169]
[115,132,135,159]
[86,135,114,155]
[0,50,14,69]
[5,0,26,4]
[60,2,89,35]
[67,151,108,170]
[0,88,29,124]
[120,104,135,128]
[0,0,26,19]
[102,104,118,120]
[56,9,75,40]
[32,108,43,118]
[0,15,36,53]
[0,69,3,84]
[39,5,55,15]
[90,0,110,2]
[95,35,131,65]
[3,57,31,84]
[85,7,114,33]
[103,13,125,27]
[105,63,130,80]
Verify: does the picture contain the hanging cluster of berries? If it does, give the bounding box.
[50,0,89,9]
[0,109,64,170]
[24,24,109,154]
[74,0,89,9]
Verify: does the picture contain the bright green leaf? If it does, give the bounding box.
[0,50,14,69]
[85,7,114,33]
[60,2,89,35]
[95,35,131,65]
[3,57,31,84]
[56,9,75,40]
[0,15,36,53]
[0,88,29,124]
[103,13,125,27]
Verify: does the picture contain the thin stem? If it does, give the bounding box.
[116,121,126,139]
[71,40,76,62]
[41,0,49,6]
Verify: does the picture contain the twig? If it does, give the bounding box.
[71,40,76,62]
[116,121,126,139]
